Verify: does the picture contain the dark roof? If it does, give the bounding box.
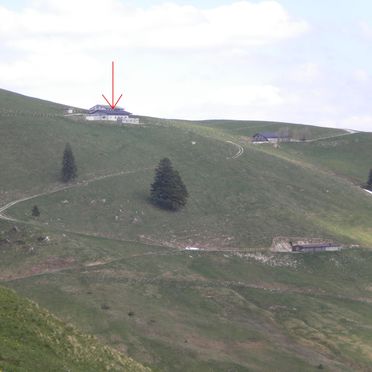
[88,105,132,116]
[89,109,132,116]
[253,132,288,139]
[292,243,338,249]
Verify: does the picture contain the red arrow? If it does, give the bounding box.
[102,61,123,109]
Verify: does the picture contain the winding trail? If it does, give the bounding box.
[0,167,152,222]
[0,130,248,271]
[303,129,358,143]
[226,140,244,159]
[0,142,249,278]
[0,136,245,222]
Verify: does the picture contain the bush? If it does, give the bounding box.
[32,205,40,217]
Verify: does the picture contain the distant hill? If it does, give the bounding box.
[263,131,372,184]
[0,285,149,371]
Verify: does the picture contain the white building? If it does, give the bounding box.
[86,105,140,124]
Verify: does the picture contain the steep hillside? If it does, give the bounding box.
[2,89,372,371]
[1,88,372,248]
[260,132,372,184]
[0,88,68,114]
[0,285,149,371]
[198,119,370,186]
[2,220,372,371]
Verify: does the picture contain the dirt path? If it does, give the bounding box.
[226,140,244,159]
[0,135,244,221]
[0,167,152,221]
[303,129,358,143]
[0,249,179,282]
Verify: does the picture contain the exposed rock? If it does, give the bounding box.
[37,236,50,242]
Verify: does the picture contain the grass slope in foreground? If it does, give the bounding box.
[2,89,372,370]
[0,285,148,372]
[3,221,372,371]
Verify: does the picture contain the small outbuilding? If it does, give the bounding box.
[290,242,340,252]
[271,237,342,253]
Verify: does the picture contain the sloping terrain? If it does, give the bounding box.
[1,88,372,370]
[0,284,149,371]
[261,132,372,184]
[1,88,372,248]
[2,220,372,371]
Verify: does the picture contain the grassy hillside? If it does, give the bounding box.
[0,284,149,371]
[2,220,372,371]
[2,88,372,370]
[180,118,346,140]
[0,87,372,248]
[9,142,372,248]
[0,88,68,114]
[198,119,368,187]
[260,132,372,184]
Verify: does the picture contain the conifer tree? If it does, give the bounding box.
[61,143,77,182]
[367,168,372,189]
[150,158,188,211]
[32,205,40,217]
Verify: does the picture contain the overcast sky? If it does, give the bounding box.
[1,0,372,130]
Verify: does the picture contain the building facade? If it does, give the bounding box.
[271,237,342,253]
[86,105,140,124]
[252,132,290,143]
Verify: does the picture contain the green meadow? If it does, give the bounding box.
[1,88,372,370]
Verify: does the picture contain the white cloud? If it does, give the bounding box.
[291,63,321,83]
[339,115,372,131]
[359,20,372,39]
[145,79,298,120]
[0,0,310,115]
[353,68,370,83]
[0,0,308,51]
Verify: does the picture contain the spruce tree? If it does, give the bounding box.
[32,205,40,217]
[61,143,77,182]
[367,168,372,189]
[150,158,188,211]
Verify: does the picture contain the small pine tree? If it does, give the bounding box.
[150,158,188,211]
[32,205,40,217]
[61,143,77,182]
[367,169,372,189]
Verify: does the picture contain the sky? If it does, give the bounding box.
[1,0,372,130]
